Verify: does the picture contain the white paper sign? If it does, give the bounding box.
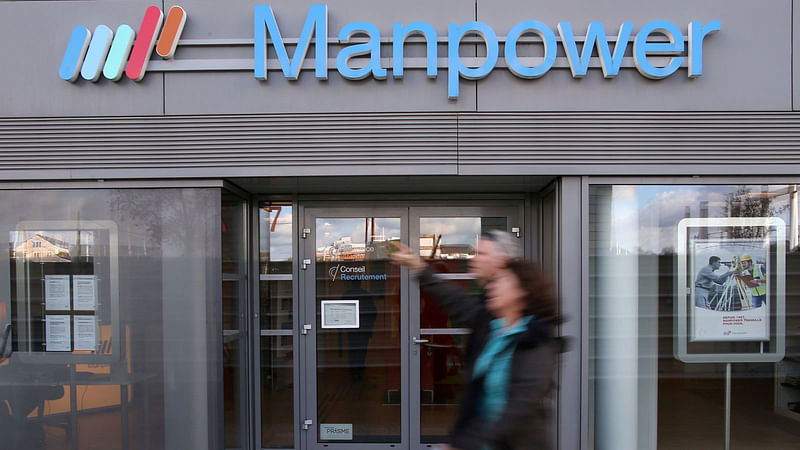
[73,275,97,311]
[73,316,97,351]
[45,275,71,310]
[319,424,353,440]
[45,315,71,352]
[321,300,359,328]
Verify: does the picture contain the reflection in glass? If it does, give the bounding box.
[258,201,295,447]
[222,197,245,275]
[10,228,111,356]
[222,193,246,450]
[315,217,402,443]
[260,280,293,330]
[420,334,467,443]
[222,280,241,331]
[261,336,294,448]
[421,279,483,328]
[0,188,222,449]
[589,184,800,449]
[224,337,243,448]
[260,203,293,274]
[419,217,506,273]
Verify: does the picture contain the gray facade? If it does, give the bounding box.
[1,1,799,450]
[1,0,799,179]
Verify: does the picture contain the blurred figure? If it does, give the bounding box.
[467,230,522,284]
[392,233,562,450]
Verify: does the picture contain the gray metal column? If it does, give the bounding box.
[558,177,583,450]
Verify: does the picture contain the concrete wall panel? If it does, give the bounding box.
[0,1,163,117]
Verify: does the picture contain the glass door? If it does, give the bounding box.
[408,205,523,449]
[302,207,408,450]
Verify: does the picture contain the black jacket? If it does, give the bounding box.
[419,270,560,450]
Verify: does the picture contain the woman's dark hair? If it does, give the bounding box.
[504,259,562,325]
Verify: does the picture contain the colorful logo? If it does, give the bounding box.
[329,266,340,282]
[59,5,186,82]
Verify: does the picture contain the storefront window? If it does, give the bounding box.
[0,188,223,450]
[589,185,800,449]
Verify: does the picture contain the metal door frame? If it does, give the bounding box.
[300,206,411,450]
[254,198,531,450]
[407,204,524,450]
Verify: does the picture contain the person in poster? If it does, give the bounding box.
[694,256,733,309]
[737,254,767,308]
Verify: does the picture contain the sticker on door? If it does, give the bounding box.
[320,423,353,440]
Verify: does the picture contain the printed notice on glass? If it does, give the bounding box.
[45,315,71,352]
[72,275,97,311]
[321,300,360,328]
[320,424,353,440]
[73,316,97,351]
[45,275,71,310]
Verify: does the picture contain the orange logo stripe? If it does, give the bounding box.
[156,6,187,59]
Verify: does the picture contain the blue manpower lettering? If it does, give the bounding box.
[504,20,557,79]
[253,4,721,98]
[447,21,499,99]
[558,21,633,78]
[254,4,328,80]
[337,21,387,80]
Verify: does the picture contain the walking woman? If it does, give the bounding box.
[393,242,562,450]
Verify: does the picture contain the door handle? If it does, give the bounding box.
[412,337,429,344]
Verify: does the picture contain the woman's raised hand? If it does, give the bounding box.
[389,242,427,275]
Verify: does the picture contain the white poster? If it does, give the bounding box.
[45,315,71,351]
[321,300,360,328]
[690,239,769,342]
[73,316,97,351]
[44,275,71,310]
[72,275,97,311]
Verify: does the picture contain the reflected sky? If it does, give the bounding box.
[260,205,293,261]
[263,213,503,261]
[602,185,798,254]
[316,217,401,250]
[420,217,481,248]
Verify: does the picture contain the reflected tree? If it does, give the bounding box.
[726,186,788,238]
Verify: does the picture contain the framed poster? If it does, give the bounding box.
[321,300,360,329]
[690,238,769,342]
[675,217,786,363]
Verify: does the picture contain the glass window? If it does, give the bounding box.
[589,184,800,449]
[417,216,506,443]
[315,217,402,443]
[0,188,223,450]
[258,202,295,448]
[222,192,247,449]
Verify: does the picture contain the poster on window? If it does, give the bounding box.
[690,238,769,342]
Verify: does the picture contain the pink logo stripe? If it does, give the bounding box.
[125,6,163,81]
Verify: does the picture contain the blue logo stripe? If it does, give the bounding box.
[81,25,113,82]
[59,25,91,82]
[103,25,136,81]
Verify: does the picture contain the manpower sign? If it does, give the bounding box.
[60,4,720,99]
